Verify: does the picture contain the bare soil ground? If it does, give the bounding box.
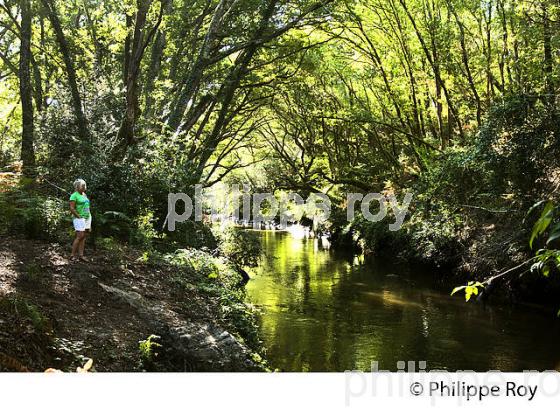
[0,235,257,372]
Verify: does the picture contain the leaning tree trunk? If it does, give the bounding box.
[41,0,90,142]
[144,0,173,118]
[114,0,163,158]
[19,0,35,176]
[166,0,231,133]
[449,1,482,127]
[191,0,280,180]
[543,3,554,108]
[399,0,465,144]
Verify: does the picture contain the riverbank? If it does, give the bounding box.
[330,201,560,307]
[0,235,266,372]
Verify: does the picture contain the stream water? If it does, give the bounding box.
[245,230,560,372]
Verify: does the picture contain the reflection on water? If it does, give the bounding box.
[246,230,560,372]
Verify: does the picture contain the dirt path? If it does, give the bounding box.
[0,236,261,372]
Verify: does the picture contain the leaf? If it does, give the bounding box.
[546,224,560,245]
[103,211,131,221]
[465,287,473,301]
[451,286,465,296]
[529,202,554,249]
[531,261,543,273]
[451,281,484,301]
[524,200,547,222]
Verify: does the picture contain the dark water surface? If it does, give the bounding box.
[245,230,560,372]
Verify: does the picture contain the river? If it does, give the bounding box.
[245,230,560,372]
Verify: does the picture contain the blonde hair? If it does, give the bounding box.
[73,178,87,191]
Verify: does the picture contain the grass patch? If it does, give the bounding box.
[0,296,48,332]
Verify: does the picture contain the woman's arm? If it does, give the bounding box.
[69,201,81,218]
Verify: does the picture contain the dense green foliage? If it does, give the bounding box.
[1,0,560,299]
[157,247,263,351]
[217,226,262,268]
[527,201,560,280]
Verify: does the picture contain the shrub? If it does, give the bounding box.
[406,211,462,266]
[162,247,264,353]
[216,226,262,268]
[163,220,218,251]
[0,187,69,241]
[342,214,409,255]
[138,334,162,369]
[474,96,559,200]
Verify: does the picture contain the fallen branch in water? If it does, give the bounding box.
[460,204,511,214]
[451,257,537,301]
[483,257,537,285]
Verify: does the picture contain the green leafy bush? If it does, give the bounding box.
[163,247,263,352]
[0,188,69,241]
[341,214,409,255]
[475,97,559,199]
[527,200,560,278]
[163,220,217,251]
[406,210,463,266]
[138,334,162,368]
[216,226,262,268]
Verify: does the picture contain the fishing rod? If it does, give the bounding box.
[41,177,71,195]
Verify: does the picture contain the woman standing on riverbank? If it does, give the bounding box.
[69,179,91,261]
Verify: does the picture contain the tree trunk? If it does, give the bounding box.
[497,0,511,91]
[166,0,230,133]
[484,0,493,102]
[31,55,43,112]
[449,1,482,126]
[41,0,90,142]
[191,0,280,180]
[426,0,445,146]
[144,0,173,118]
[116,0,162,153]
[399,0,465,145]
[543,3,554,107]
[19,0,36,176]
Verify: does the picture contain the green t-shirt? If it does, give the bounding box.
[69,191,91,219]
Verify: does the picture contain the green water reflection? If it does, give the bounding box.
[246,230,560,372]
